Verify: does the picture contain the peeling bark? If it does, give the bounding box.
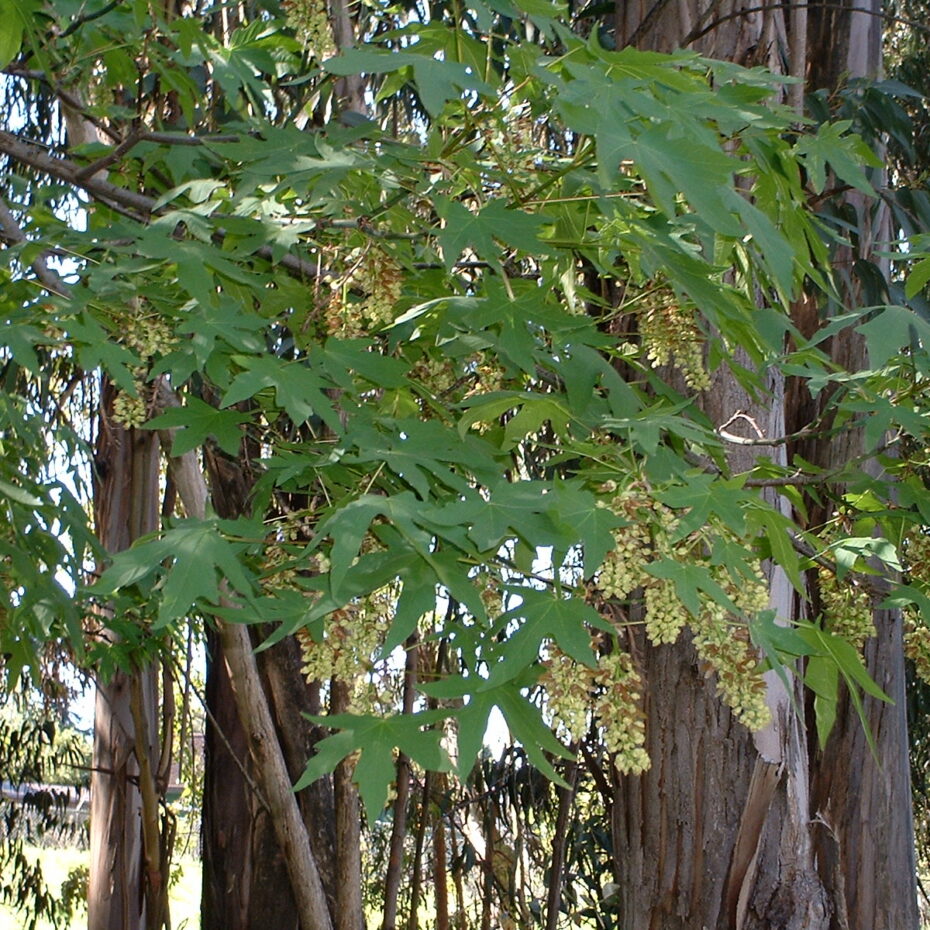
[89,392,162,930]
[159,428,334,930]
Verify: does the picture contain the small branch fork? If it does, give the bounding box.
[716,410,829,448]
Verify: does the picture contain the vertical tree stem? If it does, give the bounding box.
[544,759,579,930]
[480,802,494,930]
[382,634,420,930]
[432,785,450,930]
[128,673,169,930]
[406,771,432,930]
[332,679,364,930]
[448,816,468,930]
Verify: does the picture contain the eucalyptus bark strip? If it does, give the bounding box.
[89,398,161,930]
[129,674,169,930]
[326,0,366,113]
[156,660,174,794]
[217,620,334,930]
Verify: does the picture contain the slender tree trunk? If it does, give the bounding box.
[332,679,364,930]
[433,802,450,930]
[545,761,578,930]
[89,386,162,930]
[200,447,297,930]
[383,636,419,930]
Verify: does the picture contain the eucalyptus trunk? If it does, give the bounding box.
[199,447,341,930]
[89,384,163,930]
[605,3,919,927]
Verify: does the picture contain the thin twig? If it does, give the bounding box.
[716,410,832,448]
[743,472,836,487]
[74,129,145,181]
[142,131,241,146]
[59,0,122,37]
[170,658,268,807]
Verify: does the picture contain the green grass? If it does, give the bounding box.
[0,847,202,930]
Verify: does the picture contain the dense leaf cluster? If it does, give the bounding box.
[2,0,930,836]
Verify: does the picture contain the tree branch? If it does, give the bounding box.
[0,129,323,280]
[59,0,123,38]
[544,756,578,930]
[74,129,145,181]
[0,196,72,296]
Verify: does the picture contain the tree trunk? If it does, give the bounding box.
[198,446,340,930]
[201,627,298,930]
[89,385,162,930]
[604,2,919,927]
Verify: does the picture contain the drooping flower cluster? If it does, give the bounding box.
[644,577,686,645]
[476,573,503,618]
[637,295,711,391]
[412,356,459,396]
[818,565,874,651]
[282,0,335,58]
[539,641,650,774]
[903,528,930,683]
[356,248,404,327]
[596,482,773,732]
[906,620,930,684]
[298,583,395,711]
[261,517,328,591]
[111,390,148,429]
[122,309,177,360]
[326,247,404,337]
[596,487,657,601]
[692,564,771,730]
[590,649,650,774]
[598,520,651,602]
[598,487,687,643]
[538,646,591,742]
[110,302,177,428]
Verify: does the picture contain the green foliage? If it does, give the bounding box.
[3,0,930,830]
